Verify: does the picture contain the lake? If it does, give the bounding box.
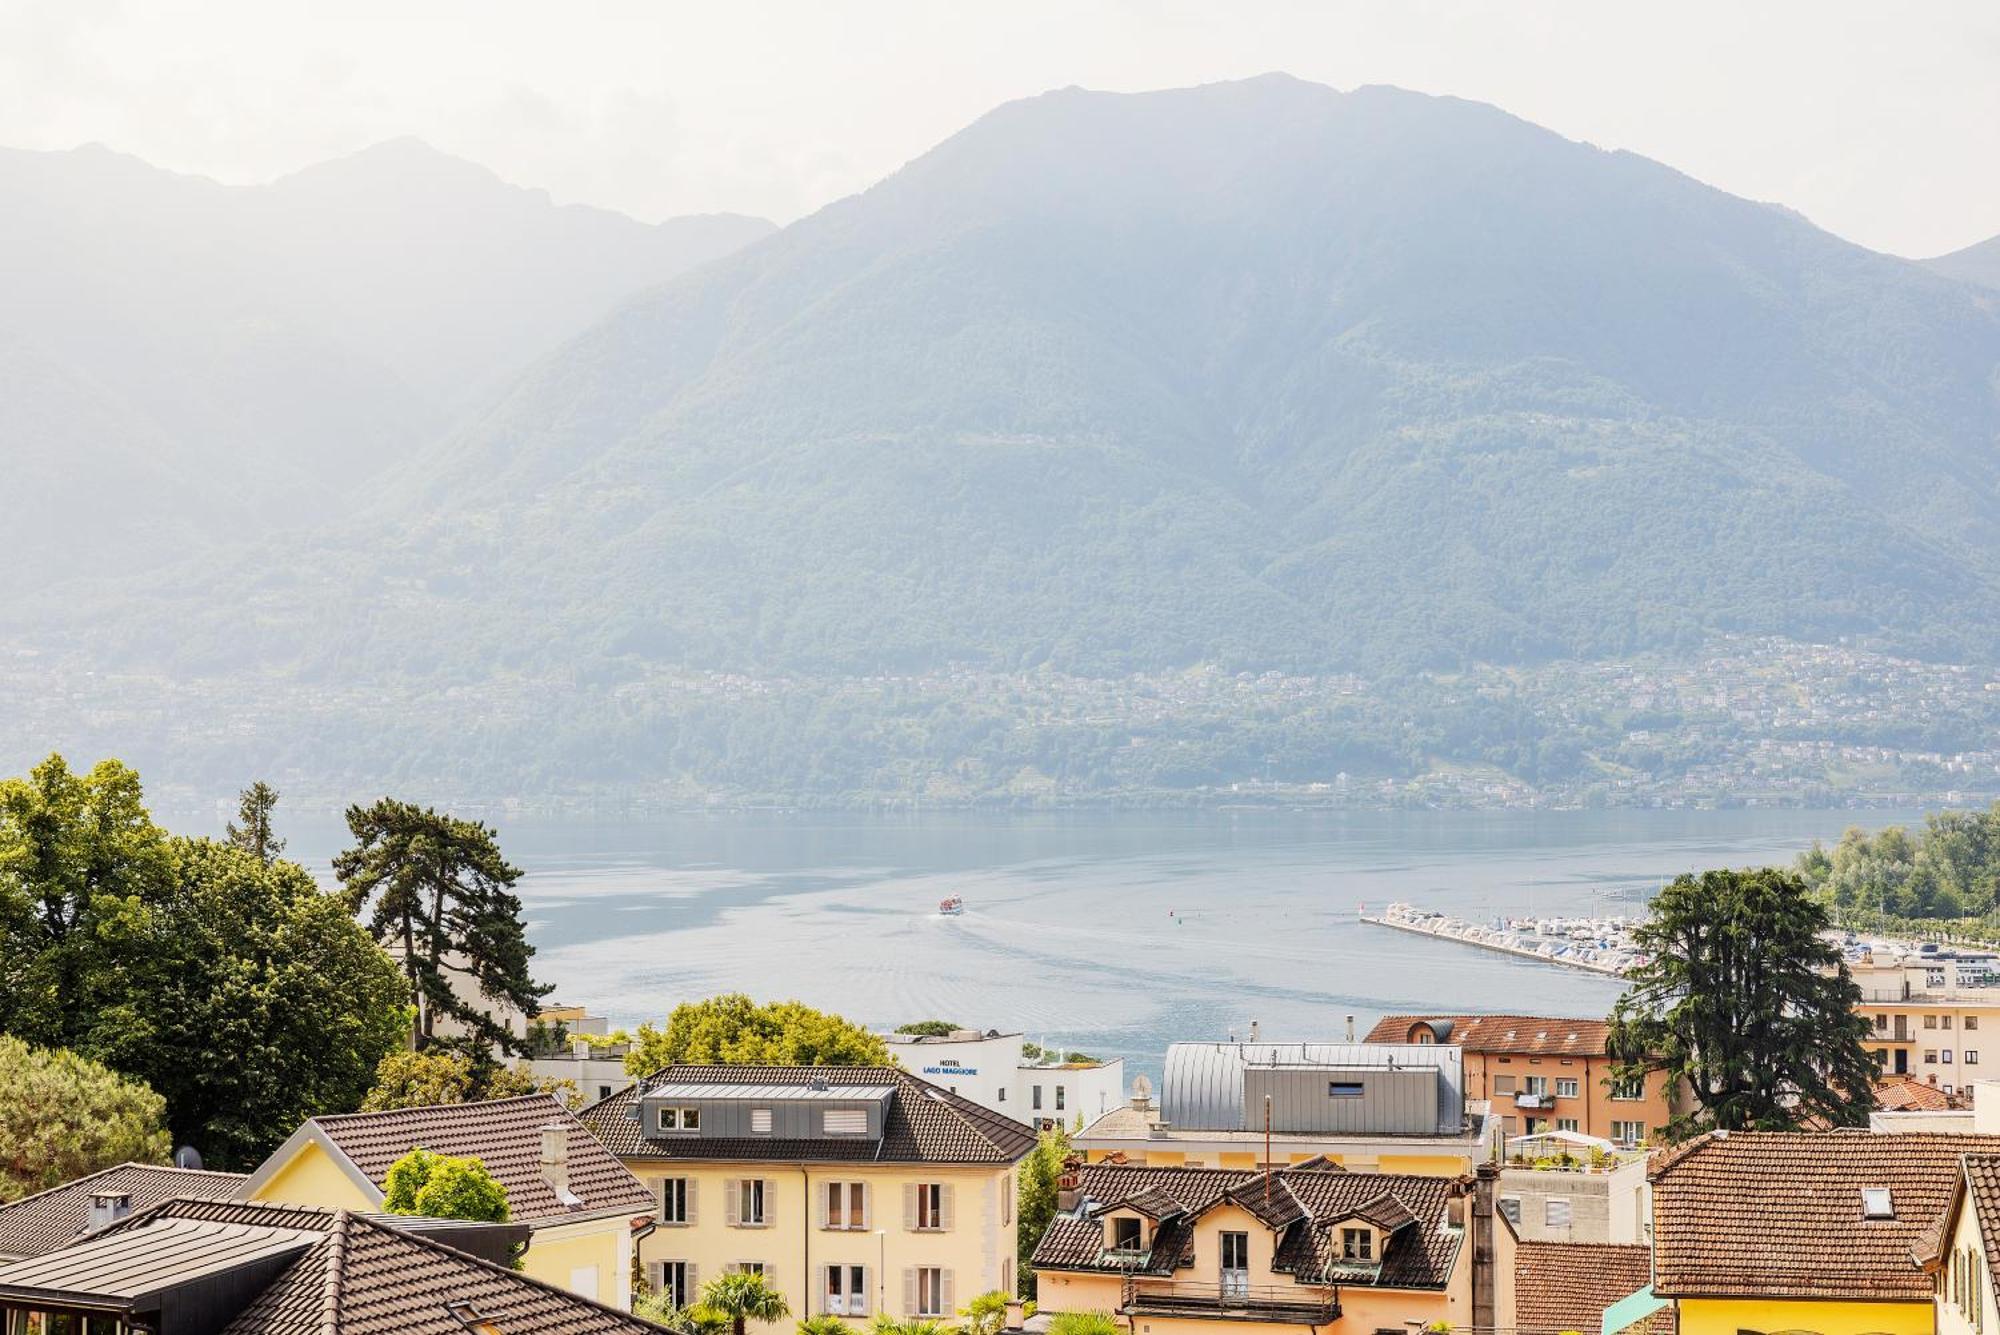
[289,806,1920,1085]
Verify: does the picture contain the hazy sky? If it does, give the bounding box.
[4,1,1997,258]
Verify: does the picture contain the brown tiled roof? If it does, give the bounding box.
[0,1163,247,1260]
[305,1094,654,1224]
[1650,1130,2000,1300]
[1516,1242,1670,1335]
[1033,1162,1460,1291]
[579,1066,1037,1165]
[1364,1014,1612,1057]
[1876,1076,1962,1112]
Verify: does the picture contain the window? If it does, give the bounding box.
[1557,1118,1580,1133]
[1926,1015,1940,1030]
[1926,1050,1939,1064]
[826,1264,868,1315]
[1971,1051,1982,1065]
[1611,1120,1645,1147]
[736,1178,766,1226]
[1494,1075,1517,1095]
[1497,1197,1521,1226]
[1545,1198,1573,1228]
[736,1262,767,1277]
[1945,1016,1956,1030]
[1970,1016,1981,1031]
[751,1108,772,1135]
[1555,1079,1579,1099]
[598,1084,613,1100]
[652,1262,694,1310]
[1032,1086,1043,1110]
[1112,1216,1143,1251]
[1341,1227,1373,1261]
[914,1183,948,1231]
[659,1106,700,1133]
[913,1267,947,1318]
[1220,1231,1249,1275]
[1876,1013,1889,1031]
[1523,1076,1549,1096]
[824,1109,867,1135]
[1055,1086,1066,1111]
[826,1181,865,1230]
[1946,1049,1956,1064]
[1328,1082,1365,1098]
[998,1088,1006,1102]
[1610,1076,1644,1101]
[1862,1188,1893,1219]
[659,1177,690,1225]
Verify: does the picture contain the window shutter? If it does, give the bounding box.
[763,1262,776,1289]
[861,1181,873,1229]
[903,1267,918,1316]
[818,1182,830,1230]
[904,1184,918,1231]
[687,1262,699,1299]
[856,1266,871,1316]
[658,1179,671,1223]
[687,1178,699,1226]
[649,1261,665,1292]
[1002,1175,1012,1226]
[941,1269,955,1314]
[940,1184,955,1232]
[726,1179,741,1226]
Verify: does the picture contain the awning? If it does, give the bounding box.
[1601,1285,1671,1335]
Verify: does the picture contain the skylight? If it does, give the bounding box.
[1861,1187,1894,1219]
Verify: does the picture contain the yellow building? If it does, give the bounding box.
[1650,1129,2000,1335]
[238,1092,655,1307]
[1031,1159,1515,1335]
[578,1066,1038,1322]
[1917,1153,2000,1335]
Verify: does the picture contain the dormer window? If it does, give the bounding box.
[1340,1227,1373,1261]
[1112,1216,1143,1251]
[659,1106,701,1133]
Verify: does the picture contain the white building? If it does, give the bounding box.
[880,1028,1125,1127]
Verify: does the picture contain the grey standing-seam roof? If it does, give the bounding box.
[1161,1041,1464,1134]
[0,1217,317,1308]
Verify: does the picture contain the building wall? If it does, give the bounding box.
[1675,1297,1933,1335]
[1464,1051,1673,1145]
[1938,1184,1992,1335]
[1498,1158,1648,1245]
[248,1141,377,1211]
[523,1217,633,1309]
[1018,1062,1126,1130]
[627,1160,1013,1321]
[1858,997,2000,1087]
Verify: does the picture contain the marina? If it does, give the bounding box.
[1359,901,1646,978]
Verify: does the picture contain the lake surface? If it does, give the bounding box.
[290,807,1922,1085]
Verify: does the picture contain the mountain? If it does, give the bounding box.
[157,73,2000,681]
[1928,232,2000,291]
[0,140,773,545]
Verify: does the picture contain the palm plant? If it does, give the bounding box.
[798,1318,852,1335]
[868,1317,947,1335]
[1046,1313,1121,1335]
[959,1290,1011,1335]
[701,1272,793,1335]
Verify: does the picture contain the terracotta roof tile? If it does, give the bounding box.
[0,1163,246,1261]
[307,1094,654,1224]
[1876,1076,1963,1112]
[1516,1241,1669,1335]
[1650,1130,2000,1300]
[579,1066,1037,1165]
[1364,1014,1613,1057]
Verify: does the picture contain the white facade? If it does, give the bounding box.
[880,1029,1125,1127]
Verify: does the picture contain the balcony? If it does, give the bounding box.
[1119,1277,1339,1324]
[1513,1092,1551,1109]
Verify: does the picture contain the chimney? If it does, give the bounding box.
[86,1191,132,1233]
[540,1121,570,1196]
[1470,1161,1499,1334]
[1129,1074,1154,1114]
[1344,1014,1355,1042]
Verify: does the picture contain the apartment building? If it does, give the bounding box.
[1852,950,2000,1088]
[1032,1158,1515,1335]
[879,1028,1127,1128]
[578,1065,1037,1322]
[1073,1041,1493,1176]
[1364,1014,1676,1147]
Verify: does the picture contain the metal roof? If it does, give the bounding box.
[1160,1041,1465,1134]
[0,1217,317,1310]
[641,1082,897,1101]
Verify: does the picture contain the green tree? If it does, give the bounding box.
[894,1020,959,1038]
[1045,1314,1120,1335]
[0,1036,171,1202]
[334,799,549,1054]
[698,1270,792,1335]
[625,995,891,1074]
[1015,1127,1071,1298]
[85,838,407,1168]
[1609,867,1878,1139]
[382,1147,510,1222]
[363,1049,577,1111]
[0,755,173,1049]
[226,781,286,866]
[959,1289,1012,1335]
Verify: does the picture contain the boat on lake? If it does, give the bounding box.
[938,895,965,916]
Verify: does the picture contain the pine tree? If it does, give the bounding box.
[334,799,549,1055]
[1608,866,1879,1139]
[225,781,285,866]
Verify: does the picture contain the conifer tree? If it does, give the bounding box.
[226,780,285,866]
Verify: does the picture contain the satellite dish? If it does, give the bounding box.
[174,1146,204,1171]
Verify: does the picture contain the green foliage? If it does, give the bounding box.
[1045,1314,1121,1335]
[0,755,405,1168]
[382,1147,510,1222]
[1016,1127,1071,1298]
[698,1270,792,1335]
[895,1020,959,1038]
[868,1320,946,1335]
[1797,802,2000,923]
[1609,867,1878,1139]
[959,1289,1012,1335]
[637,1300,730,1335]
[796,1318,853,1335]
[334,799,549,1054]
[226,781,285,866]
[625,995,891,1074]
[1022,1042,1097,1065]
[0,1036,171,1203]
